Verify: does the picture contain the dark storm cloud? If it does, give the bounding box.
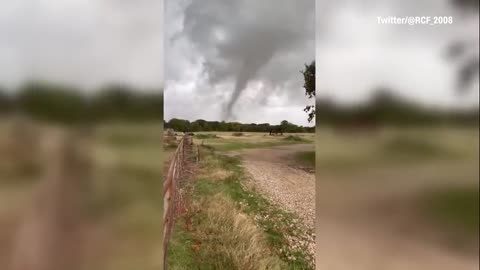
[165,0,315,124]
[0,0,163,91]
[183,0,314,120]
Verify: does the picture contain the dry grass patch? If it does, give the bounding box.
[188,194,285,270]
[208,168,232,182]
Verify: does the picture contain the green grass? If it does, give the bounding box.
[167,149,314,269]
[92,124,163,269]
[316,129,475,172]
[87,162,160,218]
[192,132,313,152]
[208,140,309,151]
[295,151,315,168]
[96,123,161,148]
[283,135,307,142]
[420,186,479,235]
[167,222,197,270]
[380,135,458,161]
[194,133,219,139]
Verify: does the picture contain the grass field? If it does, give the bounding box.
[192,132,314,151]
[316,127,477,171]
[316,126,479,256]
[89,123,163,270]
[0,120,163,269]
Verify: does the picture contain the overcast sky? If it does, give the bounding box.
[317,0,479,109]
[2,0,477,121]
[0,0,163,91]
[164,0,315,126]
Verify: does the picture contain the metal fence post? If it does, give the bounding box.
[163,135,191,270]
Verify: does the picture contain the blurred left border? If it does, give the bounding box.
[0,1,164,269]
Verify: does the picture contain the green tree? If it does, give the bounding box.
[91,84,135,120]
[168,118,190,132]
[0,87,13,113]
[190,122,201,132]
[448,0,479,92]
[16,81,87,123]
[301,61,315,123]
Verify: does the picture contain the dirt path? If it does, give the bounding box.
[231,144,315,228]
[231,144,316,263]
[229,143,316,263]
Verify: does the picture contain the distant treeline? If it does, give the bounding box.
[316,91,479,127]
[164,118,315,133]
[2,83,477,127]
[0,81,163,123]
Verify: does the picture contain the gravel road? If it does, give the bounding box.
[232,144,315,227]
[230,144,316,260]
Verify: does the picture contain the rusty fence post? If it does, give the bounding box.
[163,135,190,270]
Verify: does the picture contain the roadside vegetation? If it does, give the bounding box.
[167,145,314,269]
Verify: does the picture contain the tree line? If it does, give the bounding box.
[164,118,315,133]
[316,89,479,127]
[2,82,477,127]
[0,81,163,123]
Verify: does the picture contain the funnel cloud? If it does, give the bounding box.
[165,0,315,125]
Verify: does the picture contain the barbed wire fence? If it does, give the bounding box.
[162,135,195,269]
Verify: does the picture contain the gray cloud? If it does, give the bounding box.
[0,0,163,91]
[165,0,315,125]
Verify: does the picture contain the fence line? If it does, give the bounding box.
[162,135,191,269]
